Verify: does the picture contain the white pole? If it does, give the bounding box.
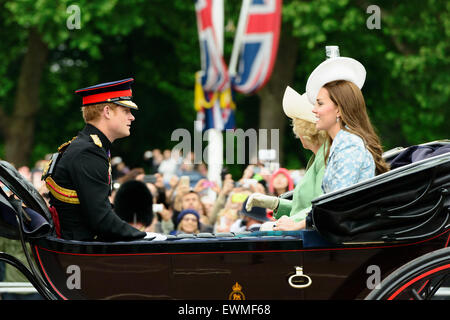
[212,0,224,53]
[207,0,225,198]
[229,0,252,77]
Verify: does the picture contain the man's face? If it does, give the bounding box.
[182,192,201,211]
[108,106,135,140]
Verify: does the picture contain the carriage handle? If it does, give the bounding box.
[288,267,312,289]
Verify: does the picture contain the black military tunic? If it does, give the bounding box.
[48,124,146,241]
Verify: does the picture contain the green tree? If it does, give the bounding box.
[278,0,449,167]
[0,0,199,167]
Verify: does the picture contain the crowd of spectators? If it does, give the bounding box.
[108,149,306,236]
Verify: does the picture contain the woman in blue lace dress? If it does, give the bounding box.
[313,79,389,194]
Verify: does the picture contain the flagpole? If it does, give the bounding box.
[229,0,251,77]
[207,0,224,199]
[212,0,224,53]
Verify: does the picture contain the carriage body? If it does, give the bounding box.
[31,229,448,300]
[1,141,449,300]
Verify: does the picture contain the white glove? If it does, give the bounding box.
[246,193,279,211]
[144,232,167,241]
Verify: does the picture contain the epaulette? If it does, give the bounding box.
[90,134,102,148]
[42,136,77,181]
[57,136,77,153]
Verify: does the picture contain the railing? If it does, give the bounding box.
[0,282,38,293]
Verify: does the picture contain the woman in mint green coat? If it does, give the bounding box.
[246,86,326,231]
[273,117,326,226]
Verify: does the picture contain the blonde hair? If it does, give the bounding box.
[292,118,327,146]
[323,80,389,175]
[81,103,117,123]
[218,208,238,222]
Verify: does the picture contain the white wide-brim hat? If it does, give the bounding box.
[282,86,317,123]
[305,57,366,105]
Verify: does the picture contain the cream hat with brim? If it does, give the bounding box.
[282,86,317,123]
[305,57,366,105]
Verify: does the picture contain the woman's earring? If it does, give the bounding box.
[336,116,340,123]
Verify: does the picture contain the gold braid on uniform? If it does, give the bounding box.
[45,177,80,204]
[44,137,80,204]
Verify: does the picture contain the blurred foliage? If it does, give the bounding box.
[283,0,449,149]
[0,0,448,173]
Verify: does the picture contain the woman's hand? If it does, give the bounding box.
[272,215,305,231]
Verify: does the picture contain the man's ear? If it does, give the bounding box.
[103,104,112,119]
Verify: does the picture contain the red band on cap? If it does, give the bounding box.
[82,90,132,105]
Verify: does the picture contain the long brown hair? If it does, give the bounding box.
[323,80,389,175]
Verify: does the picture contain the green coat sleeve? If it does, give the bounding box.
[274,144,326,221]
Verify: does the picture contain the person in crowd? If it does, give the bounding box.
[182,190,213,232]
[151,204,175,235]
[181,189,203,213]
[18,166,31,181]
[230,197,272,233]
[113,180,154,232]
[143,148,163,174]
[158,149,179,185]
[268,167,294,197]
[171,209,201,235]
[111,157,130,181]
[200,195,215,220]
[208,173,235,226]
[170,184,213,232]
[176,152,206,188]
[114,179,169,239]
[214,208,239,233]
[208,167,268,230]
[116,167,145,184]
[43,78,152,241]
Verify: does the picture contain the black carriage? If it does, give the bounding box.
[0,141,449,300]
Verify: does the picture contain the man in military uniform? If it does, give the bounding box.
[44,78,150,241]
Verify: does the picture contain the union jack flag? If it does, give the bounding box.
[194,72,236,131]
[195,0,229,92]
[231,0,282,94]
